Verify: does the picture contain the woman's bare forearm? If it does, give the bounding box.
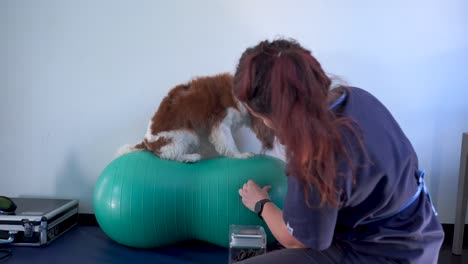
[261,202,305,249]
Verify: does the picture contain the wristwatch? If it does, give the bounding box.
[254,199,272,220]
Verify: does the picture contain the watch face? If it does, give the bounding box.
[254,199,271,217]
[254,201,262,214]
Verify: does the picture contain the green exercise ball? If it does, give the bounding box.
[93,151,287,248]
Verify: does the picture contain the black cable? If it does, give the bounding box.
[0,249,12,261]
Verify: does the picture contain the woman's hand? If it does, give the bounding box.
[238,180,271,212]
[238,180,305,249]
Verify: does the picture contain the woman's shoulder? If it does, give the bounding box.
[345,86,379,101]
[339,86,392,117]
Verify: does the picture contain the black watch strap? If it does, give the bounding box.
[255,199,272,220]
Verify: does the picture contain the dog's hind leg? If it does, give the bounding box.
[146,130,201,162]
[209,108,253,159]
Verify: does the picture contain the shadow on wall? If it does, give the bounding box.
[54,151,94,208]
[15,152,93,211]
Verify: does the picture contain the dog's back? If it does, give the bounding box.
[117,73,274,162]
[151,73,237,134]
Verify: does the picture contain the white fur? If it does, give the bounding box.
[235,101,250,127]
[209,107,253,159]
[116,143,144,157]
[145,122,201,162]
[119,102,253,162]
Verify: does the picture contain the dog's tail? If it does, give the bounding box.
[116,142,146,158]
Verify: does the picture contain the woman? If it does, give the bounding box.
[235,39,444,263]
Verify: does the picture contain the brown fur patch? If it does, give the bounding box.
[134,142,146,149]
[144,137,172,156]
[140,73,275,156]
[149,73,238,135]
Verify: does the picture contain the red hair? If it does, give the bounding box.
[234,39,360,206]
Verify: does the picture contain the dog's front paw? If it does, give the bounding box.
[232,152,255,159]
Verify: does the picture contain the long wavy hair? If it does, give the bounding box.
[234,39,362,207]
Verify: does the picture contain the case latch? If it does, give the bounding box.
[22,219,33,237]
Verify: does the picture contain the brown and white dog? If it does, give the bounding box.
[117,73,275,162]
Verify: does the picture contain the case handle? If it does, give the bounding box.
[0,231,16,244]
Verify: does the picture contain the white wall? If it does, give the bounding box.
[1,0,467,223]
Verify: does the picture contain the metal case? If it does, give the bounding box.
[0,198,79,246]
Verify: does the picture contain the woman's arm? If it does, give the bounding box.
[238,180,305,249]
[261,202,305,248]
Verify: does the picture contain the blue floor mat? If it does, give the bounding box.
[0,226,228,264]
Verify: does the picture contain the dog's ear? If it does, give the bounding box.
[250,114,275,152]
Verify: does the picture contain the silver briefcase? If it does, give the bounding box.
[0,198,79,246]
